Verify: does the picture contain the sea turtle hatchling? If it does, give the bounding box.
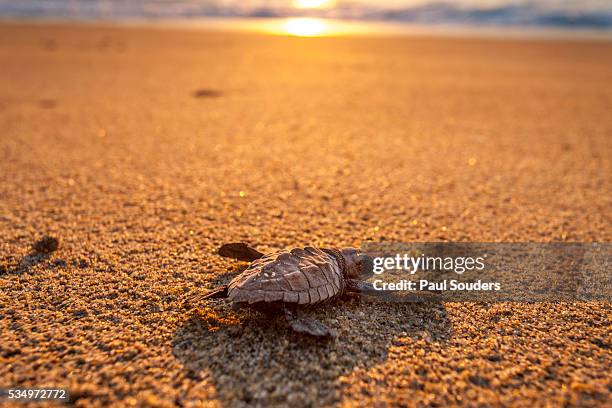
[189,242,380,338]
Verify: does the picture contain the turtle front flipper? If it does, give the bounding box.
[346,279,440,302]
[283,305,336,338]
[218,242,265,262]
[346,279,379,294]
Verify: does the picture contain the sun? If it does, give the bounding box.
[294,0,332,9]
[283,18,327,37]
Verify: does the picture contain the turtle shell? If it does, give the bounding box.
[227,246,345,305]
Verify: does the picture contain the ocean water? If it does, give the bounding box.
[0,0,611,30]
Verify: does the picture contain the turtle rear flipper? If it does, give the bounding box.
[218,242,264,262]
[200,285,229,299]
[284,305,336,338]
[183,285,229,309]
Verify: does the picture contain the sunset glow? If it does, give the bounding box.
[294,0,332,9]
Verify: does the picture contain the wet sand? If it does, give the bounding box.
[0,23,610,407]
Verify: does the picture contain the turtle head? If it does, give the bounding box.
[340,247,374,279]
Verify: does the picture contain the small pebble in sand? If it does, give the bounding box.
[32,235,59,254]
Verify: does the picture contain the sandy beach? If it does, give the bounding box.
[0,23,610,407]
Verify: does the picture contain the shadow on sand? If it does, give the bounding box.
[1,236,60,275]
[172,296,452,406]
[2,249,54,275]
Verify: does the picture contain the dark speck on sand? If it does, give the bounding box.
[192,88,222,98]
[32,235,59,254]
